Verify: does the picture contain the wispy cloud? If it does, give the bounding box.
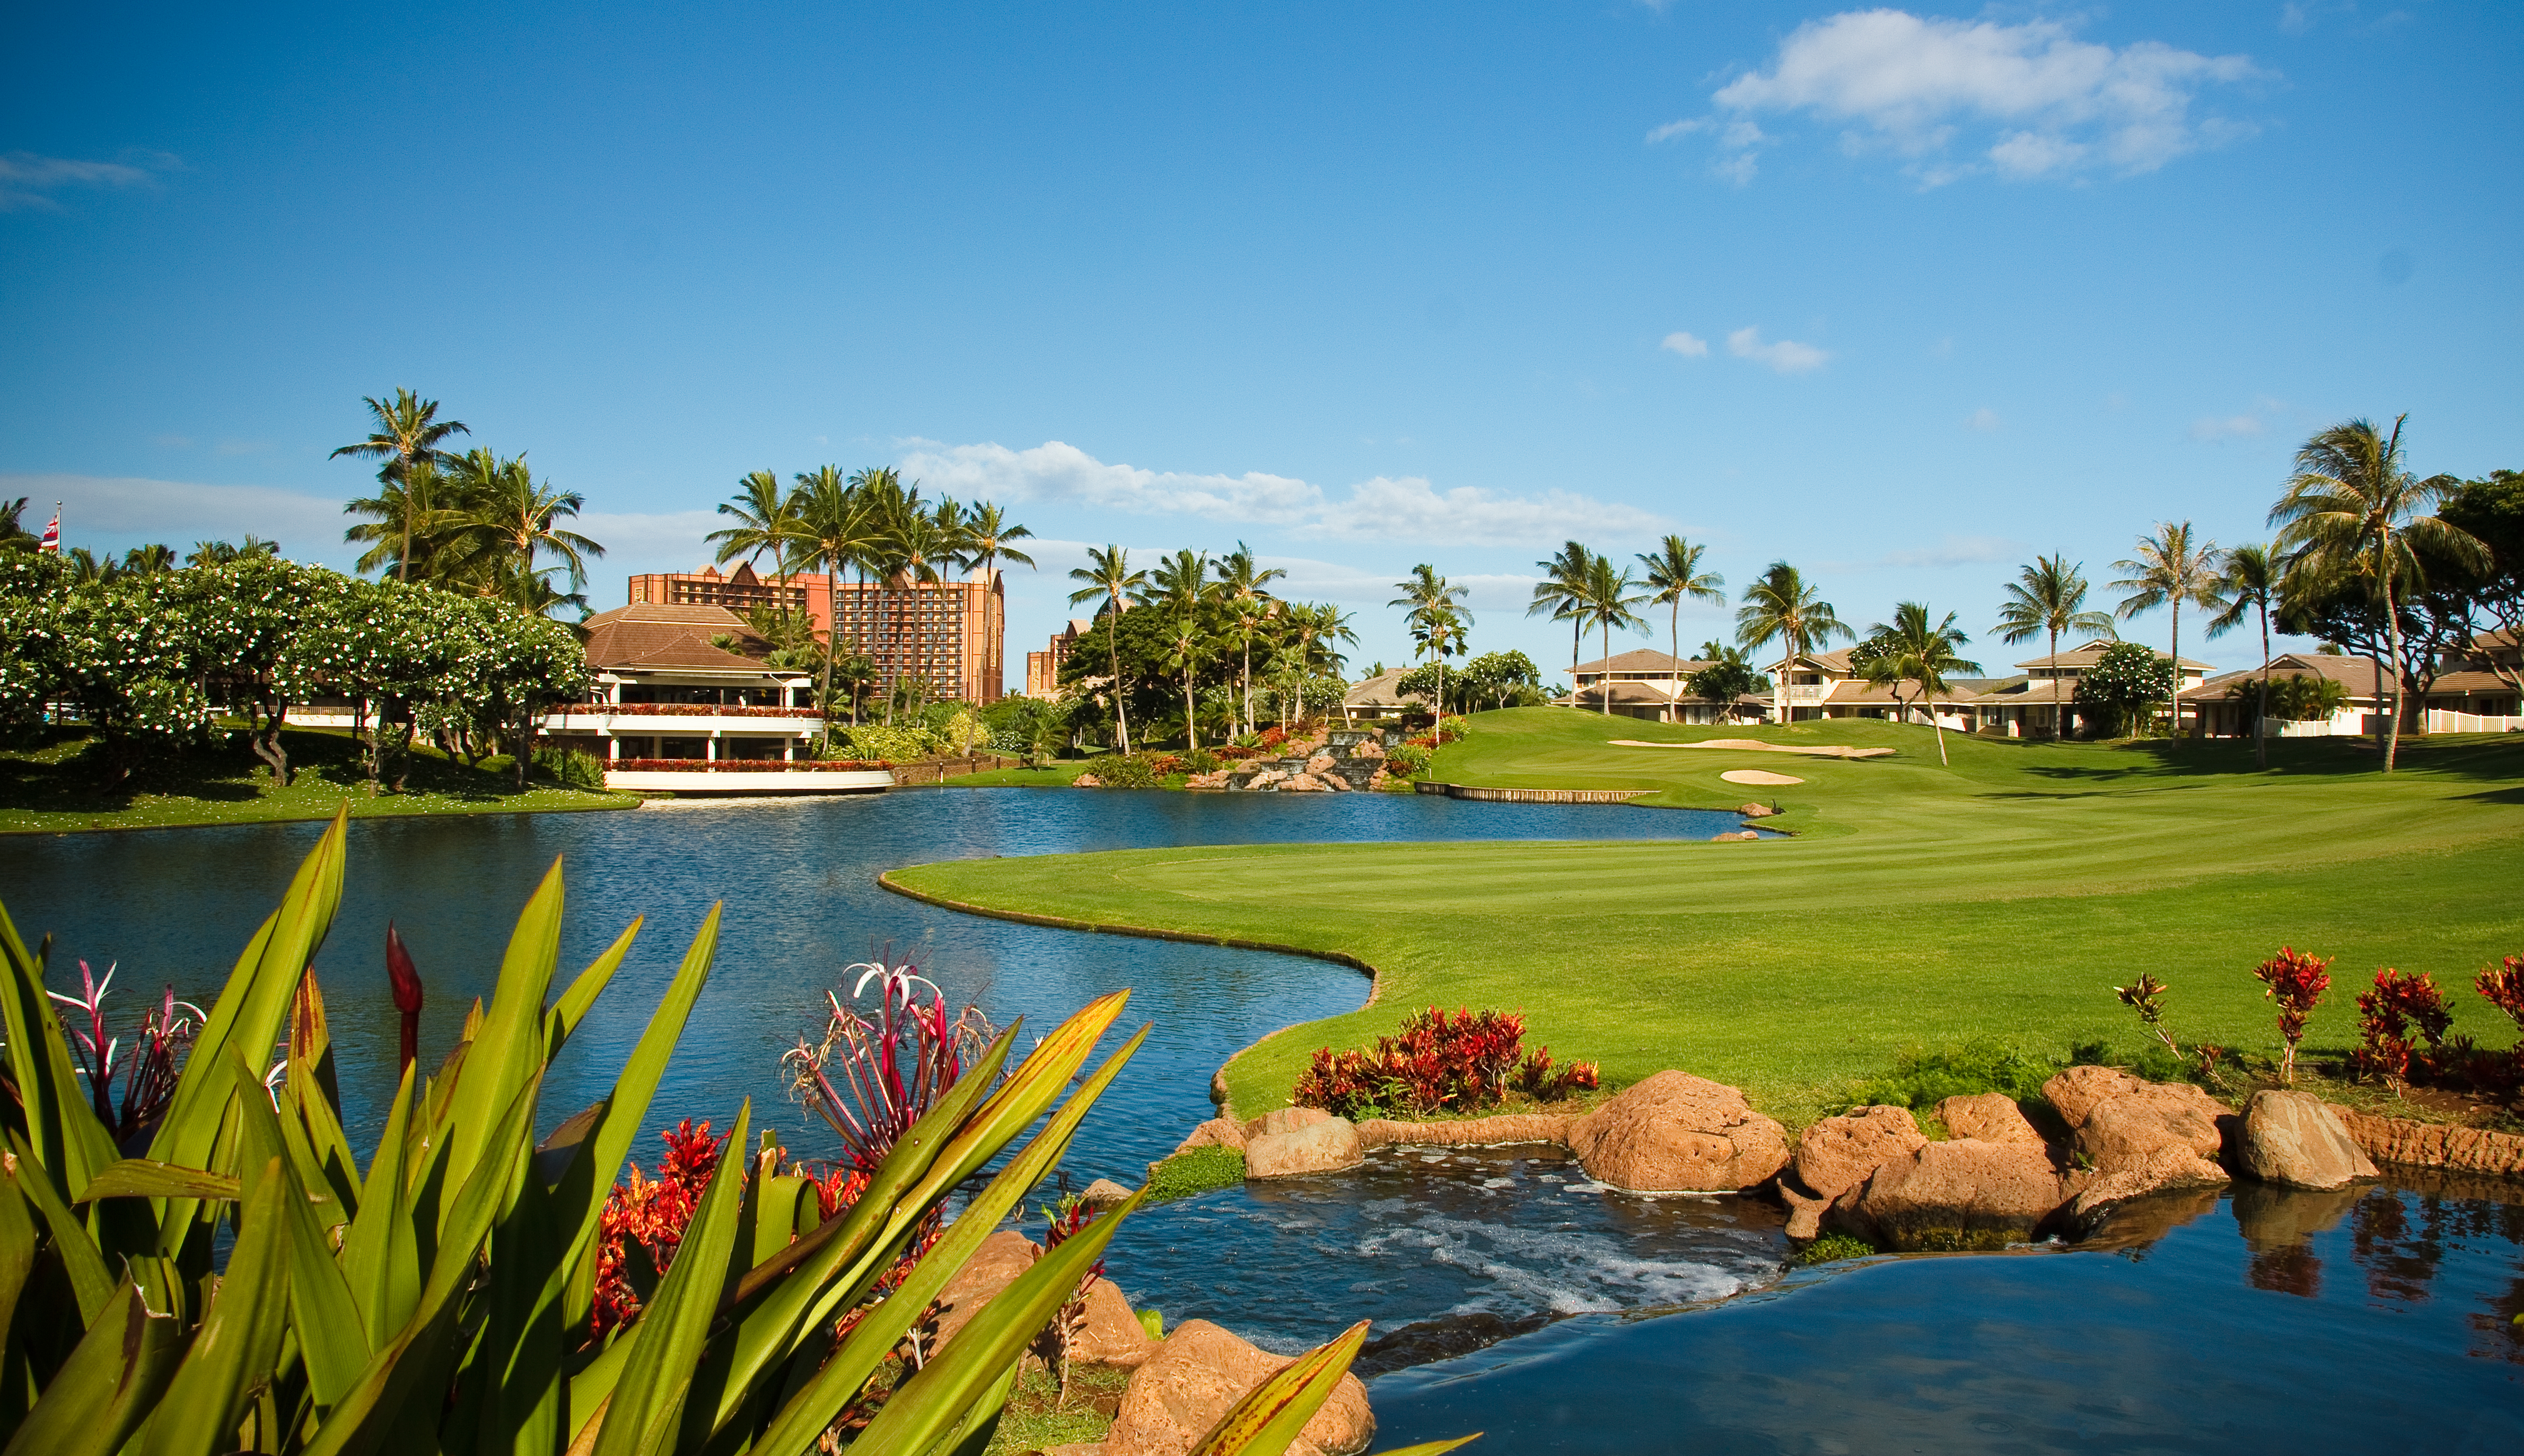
[1659,331,1710,357]
[1827,534,2024,573]
[1965,407,2001,433]
[2189,414,2265,441]
[894,439,1663,547]
[1727,326,1830,374]
[0,150,176,212]
[1658,10,2263,187]
[0,472,344,549]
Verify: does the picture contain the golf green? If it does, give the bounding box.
[892,709,2524,1125]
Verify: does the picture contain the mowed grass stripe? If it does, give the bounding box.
[897,710,2524,1126]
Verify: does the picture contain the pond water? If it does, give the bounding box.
[6,790,2520,1451]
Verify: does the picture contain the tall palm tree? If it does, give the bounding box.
[1214,542,1286,736]
[1528,541,1593,705]
[120,543,178,575]
[705,469,807,581]
[1068,545,1148,753]
[792,467,882,736]
[1578,556,1647,714]
[2111,522,2224,742]
[1859,602,1982,765]
[1735,562,1851,727]
[1638,535,1726,722]
[963,502,1036,700]
[2206,543,2280,769]
[1991,555,2116,739]
[2269,415,2489,773]
[1391,565,1473,722]
[0,498,36,551]
[432,450,605,610]
[332,390,469,583]
[884,504,956,718]
[1153,549,1214,748]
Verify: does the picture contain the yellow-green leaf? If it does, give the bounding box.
[1188,1320,1368,1456]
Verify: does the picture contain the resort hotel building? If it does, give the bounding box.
[624,561,1007,705]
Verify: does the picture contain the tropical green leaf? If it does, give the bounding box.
[0,894,118,1205]
[544,917,643,1064]
[476,1141,569,1456]
[590,1099,753,1456]
[73,1160,240,1205]
[0,1283,181,1456]
[1187,1320,1368,1456]
[1361,1439,1483,1456]
[6,1129,116,1328]
[137,1159,295,1456]
[337,1062,420,1350]
[441,855,567,1221]
[0,1163,36,1347]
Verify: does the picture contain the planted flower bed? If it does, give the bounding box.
[559,702,819,717]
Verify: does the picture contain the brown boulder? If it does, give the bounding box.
[1737,801,1778,818]
[2075,1084,2226,1169]
[1934,1093,2048,1152]
[1565,1071,1790,1192]
[930,1229,1038,1351]
[1077,1177,1136,1210]
[2238,1090,2377,1190]
[1778,1180,1830,1241]
[1305,753,1338,775]
[1244,1117,1365,1179]
[2064,1144,2230,1231]
[1791,1106,1926,1203]
[1070,1277,1163,1369]
[1173,1116,1248,1154]
[2325,1103,2524,1178]
[1353,1112,1573,1148]
[1102,1319,1374,1456]
[2041,1065,2142,1129]
[1244,1107,1331,1139]
[1833,1138,2064,1251]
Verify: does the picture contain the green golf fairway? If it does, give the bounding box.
[892,709,2524,1125]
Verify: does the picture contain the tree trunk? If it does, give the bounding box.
[2167,603,2181,741]
[2047,626,2061,739]
[2255,601,2271,770]
[1669,601,1680,724]
[247,694,290,788]
[1110,594,1132,755]
[1570,619,1580,709]
[2381,543,2403,774]
[1599,621,1612,714]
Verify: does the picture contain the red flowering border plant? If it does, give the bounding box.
[2478,956,2524,1090]
[1294,1006,1599,1119]
[2251,946,2333,1085]
[2352,968,2457,1092]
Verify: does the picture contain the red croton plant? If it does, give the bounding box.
[2251,945,2333,1086]
[1295,1006,1598,1119]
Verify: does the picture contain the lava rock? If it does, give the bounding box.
[1833,1138,2063,1251]
[1102,1318,1374,1456]
[2237,1090,2378,1190]
[1244,1117,1366,1178]
[1565,1070,1790,1192]
[1934,1093,2048,1152]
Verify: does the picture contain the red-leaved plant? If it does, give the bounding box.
[42,960,205,1152]
[783,960,998,1174]
[2352,968,2456,1091]
[2252,945,2333,1085]
[2475,955,2524,1089]
[1294,1006,1599,1119]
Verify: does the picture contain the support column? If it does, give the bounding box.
[706,735,719,762]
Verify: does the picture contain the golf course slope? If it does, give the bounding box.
[892,709,2524,1125]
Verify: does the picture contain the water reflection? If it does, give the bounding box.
[2233,1181,2361,1298]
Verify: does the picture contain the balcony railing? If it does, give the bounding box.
[1784,685,1828,705]
[563,702,817,717]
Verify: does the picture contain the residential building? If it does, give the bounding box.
[1961,639,2207,738]
[2422,629,2524,727]
[625,564,1007,704]
[1024,619,1093,698]
[1762,648,1978,726]
[539,602,889,794]
[1342,668,1425,722]
[1557,649,1753,723]
[2188,654,2383,739]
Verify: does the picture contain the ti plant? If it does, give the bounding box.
[0,806,1452,1456]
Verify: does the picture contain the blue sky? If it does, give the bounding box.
[5,2,2518,685]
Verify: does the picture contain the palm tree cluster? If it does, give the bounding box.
[1059,543,1353,750]
[336,389,606,617]
[703,464,1036,738]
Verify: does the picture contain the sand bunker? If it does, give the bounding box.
[1720,769,1804,786]
[1609,738,1894,759]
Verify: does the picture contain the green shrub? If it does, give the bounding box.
[1384,743,1432,776]
[1184,748,1219,775]
[1144,1145,1245,1200]
[1834,1037,2061,1113]
[840,722,945,762]
[1796,1233,1877,1265]
[533,744,608,790]
[1088,752,1160,789]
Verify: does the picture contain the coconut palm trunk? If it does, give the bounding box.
[2380,531,2405,772]
[1110,590,1133,755]
[2168,602,2182,739]
[2255,599,2272,769]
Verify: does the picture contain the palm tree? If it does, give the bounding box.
[2111,522,2225,742]
[2269,415,2489,773]
[1991,555,2116,739]
[1578,556,1647,714]
[435,450,606,610]
[1391,565,1473,722]
[1153,549,1214,748]
[1528,541,1593,705]
[705,469,808,582]
[332,390,469,583]
[965,502,1036,699]
[2207,544,2280,769]
[0,498,36,551]
[1734,562,1851,727]
[792,466,882,735]
[1859,603,1983,765]
[884,504,956,719]
[1068,546,1148,753]
[1638,535,1726,722]
[120,543,177,575]
[1213,542,1286,736]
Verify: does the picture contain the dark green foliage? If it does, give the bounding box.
[533,745,608,791]
[1834,1039,2060,1114]
[1795,1233,1876,1265]
[2074,641,2177,735]
[1143,1145,1245,1201]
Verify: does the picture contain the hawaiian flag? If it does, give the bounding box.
[37,505,59,555]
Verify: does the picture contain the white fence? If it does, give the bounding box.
[2425,709,2524,734]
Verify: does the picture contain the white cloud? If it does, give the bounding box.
[893,440,1661,547]
[1660,331,1709,357]
[1,472,346,552]
[2189,414,2265,441]
[0,151,171,212]
[1701,10,2262,185]
[1873,534,2022,570]
[1726,327,1831,374]
[1965,407,2001,433]
[1646,117,1710,143]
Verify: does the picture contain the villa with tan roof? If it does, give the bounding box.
[1557,650,1764,723]
[1960,639,2206,738]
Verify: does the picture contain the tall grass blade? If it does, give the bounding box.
[1187,1320,1368,1456]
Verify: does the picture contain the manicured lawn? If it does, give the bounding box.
[1,724,635,834]
[893,708,2524,1127]
[937,760,1099,788]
